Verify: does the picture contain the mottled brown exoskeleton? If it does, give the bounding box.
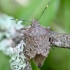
[22,20,52,68]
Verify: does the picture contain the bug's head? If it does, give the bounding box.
[31,20,40,28]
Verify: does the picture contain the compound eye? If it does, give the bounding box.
[31,20,40,27]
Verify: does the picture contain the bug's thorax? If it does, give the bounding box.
[23,20,51,57]
[24,20,50,37]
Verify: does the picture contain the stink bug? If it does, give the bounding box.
[23,20,51,68]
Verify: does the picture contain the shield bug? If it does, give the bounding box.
[22,20,52,68]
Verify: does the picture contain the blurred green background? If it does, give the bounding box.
[0,0,70,70]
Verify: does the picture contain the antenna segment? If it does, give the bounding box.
[38,1,51,20]
[11,19,31,24]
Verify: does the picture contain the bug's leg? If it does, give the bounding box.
[49,37,54,50]
[51,46,55,50]
[20,27,28,30]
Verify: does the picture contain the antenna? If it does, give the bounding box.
[38,1,51,20]
[11,19,31,24]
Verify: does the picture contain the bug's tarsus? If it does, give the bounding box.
[38,1,51,20]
